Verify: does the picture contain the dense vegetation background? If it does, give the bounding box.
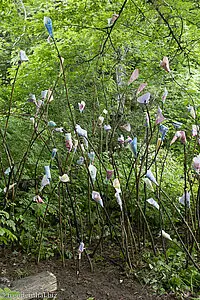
[0,0,200,297]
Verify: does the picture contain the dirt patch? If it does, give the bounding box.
[0,250,176,300]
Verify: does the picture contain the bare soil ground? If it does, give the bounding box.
[0,249,177,300]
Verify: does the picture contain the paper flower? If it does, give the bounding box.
[77,157,84,165]
[156,107,165,125]
[192,125,198,137]
[44,17,53,37]
[48,88,53,102]
[106,170,114,181]
[161,230,172,241]
[40,175,50,191]
[88,151,95,162]
[147,198,159,210]
[65,133,73,152]
[59,174,70,183]
[33,195,43,203]
[103,109,108,114]
[89,164,97,182]
[78,242,85,254]
[128,69,139,85]
[124,136,132,143]
[120,123,131,132]
[162,87,168,103]
[75,124,87,138]
[51,148,57,159]
[30,117,35,124]
[19,50,29,62]
[54,127,63,132]
[170,131,186,145]
[159,125,168,141]
[143,178,154,192]
[172,121,182,129]
[137,92,151,104]
[4,167,11,175]
[48,121,56,127]
[28,94,37,104]
[129,137,137,158]
[44,166,51,179]
[115,192,122,211]
[160,56,170,72]
[136,83,147,95]
[156,138,162,151]
[41,90,48,99]
[179,191,190,207]
[4,183,16,193]
[144,112,149,127]
[108,13,119,26]
[113,178,121,193]
[193,155,200,175]
[92,191,103,207]
[187,105,196,119]
[146,170,159,186]
[118,135,124,144]
[104,124,111,131]
[78,101,86,113]
[98,116,104,126]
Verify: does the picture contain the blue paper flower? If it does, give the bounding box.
[129,137,137,158]
[159,125,168,141]
[44,17,53,37]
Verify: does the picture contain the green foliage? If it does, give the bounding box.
[0,211,17,244]
[0,288,20,300]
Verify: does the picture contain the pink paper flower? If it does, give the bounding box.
[193,155,200,175]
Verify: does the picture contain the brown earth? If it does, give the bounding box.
[0,249,177,300]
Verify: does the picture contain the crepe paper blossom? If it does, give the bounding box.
[137,92,151,104]
[160,56,170,72]
[30,117,35,124]
[4,183,16,193]
[98,116,104,126]
[162,87,168,103]
[143,178,154,192]
[59,174,70,183]
[54,127,63,133]
[124,136,132,143]
[75,124,87,138]
[78,241,85,254]
[193,155,200,175]
[41,90,48,99]
[51,148,57,159]
[44,17,53,37]
[115,192,122,211]
[146,170,159,186]
[77,156,84,165]
[44,166,51,179]
[89,164,97,182]
[19,50,29,62]
[159,125,168,141]
[65,133,73,152]
[156,107,165,125]
[108,13,119,26]
[118,135,124,144]
[48,88,53,102]
[104,124,112,131]
[136,83,147,95]
[192,125,198,137]
[33,195,43,204]
[129,137,137,158]
[40,175,50,191]
[179,191,190,208]
[80,143,85,152]
[88,151,95,162]
[161,230,172,241]
[144,112,149,127]
[28,94,36,103]
[120,123,131,132]
[128,69,139,85]
[147,198,159,210]
[48,121,56,127]
[156,138,163,151]
[187,105,196,119]
[172,121,182,129]
[106,170,114,181]
[113,178,121,193]
[92,191,104,207]
[170,131,186,145]
[103,109,108,114]
[78,101,86,113]
[4,167,11,175]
